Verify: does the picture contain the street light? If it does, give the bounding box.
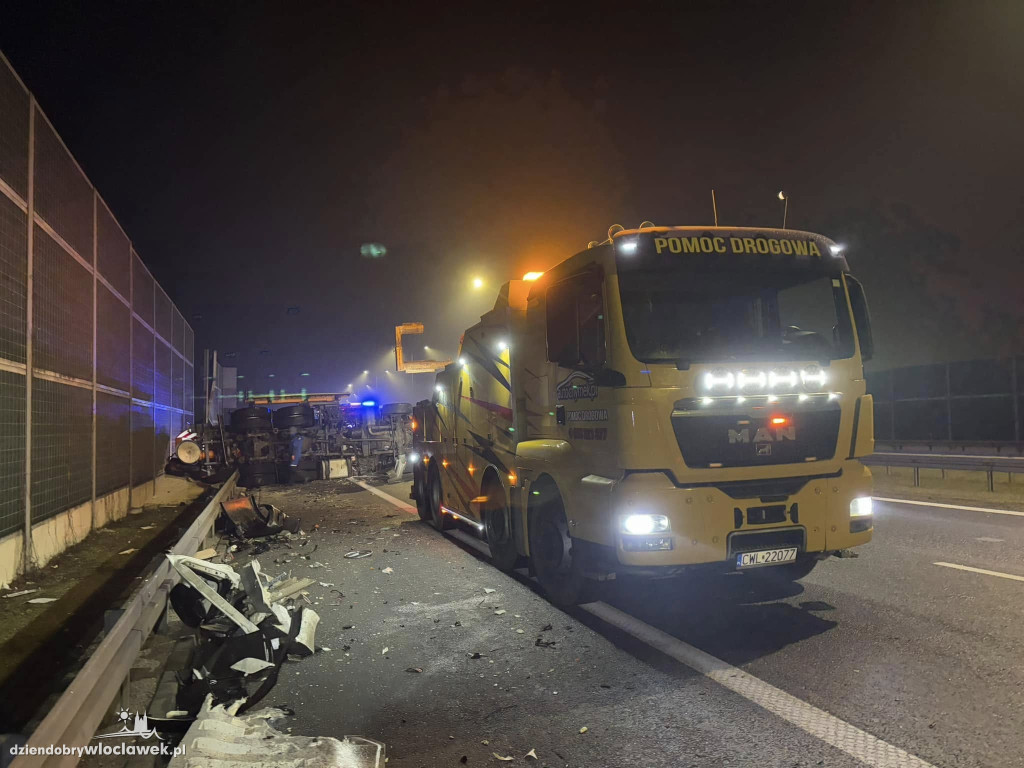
[472,277,484,290]
[778,191,788,229]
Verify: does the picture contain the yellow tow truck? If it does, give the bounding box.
[411,224,875,604]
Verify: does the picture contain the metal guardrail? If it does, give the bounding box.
[865,452,1024,491]
[874,440,1024,457]
[15,471,238,768]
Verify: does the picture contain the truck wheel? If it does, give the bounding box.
[273,404,314,429]
[413,466,431,522]
[483,483,519,572]
[746,555,818,582]
[381,402,413,417]
[528,493,589,607]
[428,464,452,531]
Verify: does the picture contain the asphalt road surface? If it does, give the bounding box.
[254,480,1022,768]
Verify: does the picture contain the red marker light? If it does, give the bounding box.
[770,416,789,426]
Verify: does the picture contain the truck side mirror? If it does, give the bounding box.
[845,276,874,363]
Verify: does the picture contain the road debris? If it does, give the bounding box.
[170,696,385,768]
[493,609,506,615]
[27,597,57,604]
[405,667,423,673]
[3,589,38,599]
[118,548,138,555]
[483,588,496,594]
[534,638,556,648]
[381,567,394,574]
[382,647,389,655]
[525,748,538,759]
[345,550,373,559]
[493,753,514,761]
[164,552,323,719]
[579,726,588,734]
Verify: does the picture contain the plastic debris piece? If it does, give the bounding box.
[382,647,389,655]
[525,748,538,760]
[493,754,514,761]
[345,550,373,559]
[381,567,394,574]
[193,548,218,560]
[481,740,489,745]
[483,588,496,594]
[319,582,334,587]
[515,629,524,634]
[3,589,37,599]
[579,726,588,734]
[27,597,57,604]
[118,548,138,555]
[140,525,155,530]
[405,667,422,673]
[230,657,276,675]
[494,609,506,615]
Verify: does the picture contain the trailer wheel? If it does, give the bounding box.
[528,491,589,606]
[483,480,519,572]
[381,402,413,417]
[428,463,452,531]
[273,404,314,429]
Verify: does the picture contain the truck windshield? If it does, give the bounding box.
[618,267,855,365]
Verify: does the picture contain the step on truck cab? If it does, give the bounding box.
[411,224,875,605]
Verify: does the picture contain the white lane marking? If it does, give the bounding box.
[368,477,936,766]
[976,537,1004,543]
[582,601,937,768]
[933,562,1024,582]
[874,496,1024,517]
[353,480,418,514]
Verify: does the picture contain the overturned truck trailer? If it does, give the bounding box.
[169,396,414,486]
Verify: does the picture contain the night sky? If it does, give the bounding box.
[2,1,1022,404]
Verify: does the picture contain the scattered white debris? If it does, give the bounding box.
[525,748,538,760]
[382,647,389,655]
[118,548,138,555]
[3,589,37,599]
[579,726,588,734]
[230,658,275,675]
[515,629,524,634]
[494,609,507,616]
[319,582,335,587]
[493,754,514,761]
[483,588,496,594]
[140,525,155,530]
[481,740,489,745]
[381,567,394,575]
[27,597,57,604]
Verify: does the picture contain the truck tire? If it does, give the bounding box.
[413,465,431,522]
[528,492,589,607]
[745,555,818,582]
[240,461,277,487]
[381,402,413,417]
[428,463,452,531]
[273,404,314,429]
[483,481,519,572]
[231,406,272,432]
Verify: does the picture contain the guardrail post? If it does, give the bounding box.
[913,466,920,487]
[987,470,994,492]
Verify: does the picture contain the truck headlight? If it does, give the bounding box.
[408,453,420,464]
[622,514,669,535]
[849,497,873,517]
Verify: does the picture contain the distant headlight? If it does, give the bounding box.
[409,453,420,464]
[850,497,873,517]
[622,514,670,535]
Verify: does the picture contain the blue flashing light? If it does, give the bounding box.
[362,400,376,407]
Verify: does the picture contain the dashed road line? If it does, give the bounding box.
[582,601,938,768]
[353,480,418,514]
[933,561,1024,582]
[874,496,1024,517]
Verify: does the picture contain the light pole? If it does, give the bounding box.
[778,191,788,229]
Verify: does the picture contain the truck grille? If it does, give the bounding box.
[671,408,841,469]
[728,527,806,555]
